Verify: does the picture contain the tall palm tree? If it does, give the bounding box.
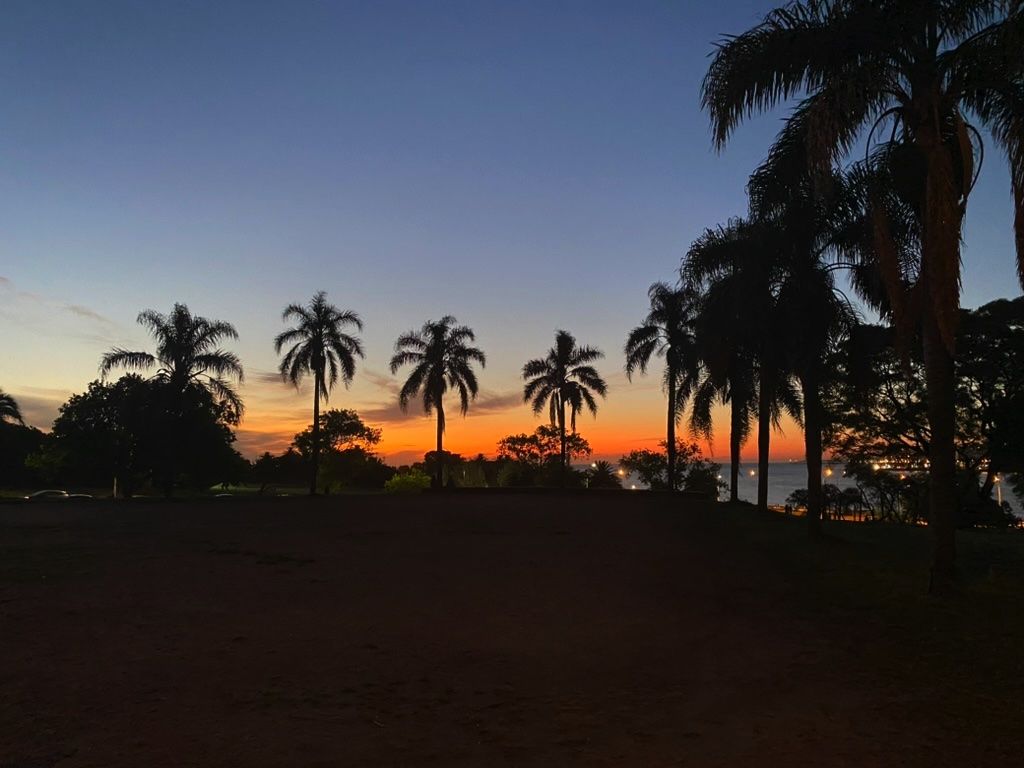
[101,303,245,419]
[275,292,364,495]
[747,145,859,532]
[688,356,755,503]
[390,316,486,488]
[625,283,701,490]
[702,0,1024,591]
[523,330,608,484]
[101,303,245,496]
[685,219,801,508]
[0,389,24,425]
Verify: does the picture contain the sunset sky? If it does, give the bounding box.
[2,1,1020,465]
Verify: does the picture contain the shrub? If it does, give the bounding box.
[384,469,431,494]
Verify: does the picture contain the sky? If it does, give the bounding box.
[1,0,1021,465]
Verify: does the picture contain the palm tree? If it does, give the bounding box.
[625,283,701,490]
[588,460,623,489]
[100,303,245,420]
[688,357,755,503]
[523,330,608,484]
[275,292,364,495]
[390,316,486,488]
[702,0,1024,591]
[747,147,859,532]
[0,390,24,425]
[100,303,244,496]
[685,219,802,508]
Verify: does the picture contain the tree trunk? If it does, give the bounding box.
[923,311,957,594]
[801,371,823,537]
[980,468,996,499]
[435,397,445,489]
[757,375,771,512]
[558,398,567,487]
[667,367,677,491]
[310,371,321,496]
[729,391,741,502]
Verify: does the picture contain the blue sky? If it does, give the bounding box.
[1,1,1020,461]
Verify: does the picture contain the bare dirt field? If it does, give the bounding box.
[1,493,1021,767]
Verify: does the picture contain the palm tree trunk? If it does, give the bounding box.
[667,367,677,491]
[729,392,741,502]
[923,311,957,594]
[757,375,771,512]
[310,371,321,495]
[163,385,183,498]
[435,397,445,489]
[801,371,823,537]
[559,398,567,487]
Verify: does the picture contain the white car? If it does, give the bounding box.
[24,490,69,501]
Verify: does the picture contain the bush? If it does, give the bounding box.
[384,469,431,494]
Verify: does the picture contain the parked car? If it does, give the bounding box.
[24,490,69,501]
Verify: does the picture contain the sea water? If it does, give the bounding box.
[613,460,1021,516]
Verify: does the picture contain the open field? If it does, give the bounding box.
[1,494,1022,767]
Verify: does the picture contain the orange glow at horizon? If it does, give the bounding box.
[237,400,808,467]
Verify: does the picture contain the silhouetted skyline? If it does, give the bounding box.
[2,0,1019,461]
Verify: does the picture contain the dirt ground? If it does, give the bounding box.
[0,494,1019,767]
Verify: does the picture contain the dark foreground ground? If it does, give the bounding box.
[1,494,1022,767]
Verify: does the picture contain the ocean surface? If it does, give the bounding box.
[725,461,856,506]
[602,460,854,503]
[612,461,1022,515]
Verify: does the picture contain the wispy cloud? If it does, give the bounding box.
[472,390,524,415]
[65,303,114,326]
[357,378,524,426]
[362,368,401,396]
[234,428,294,457]
[0,276,125,346]
[5,386,74,430]
[251,368,292,387]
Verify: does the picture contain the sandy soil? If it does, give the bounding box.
[0,494,1010,766]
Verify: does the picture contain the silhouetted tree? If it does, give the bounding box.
[0,390,24,425]
[523,330,607,485]
[100,303,245,420]
[620,440,723,496]
[30,376,243,495]
[684,219,802,510]
[496,425,592,486]
[390,316,486,488]
[99,305,244,495]
[0,416,43,488]
[684,221,760,502]
[275,292,364,495]
[587,460,622,489]
[831,304,1024,525]
[292,409,380,458]
[702,0,1024,590]
[625,283,701,490]
[496,425,592,468]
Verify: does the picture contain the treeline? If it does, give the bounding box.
[248,418,722,495]
[1,291,722,497]
[820,298,1024,529]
